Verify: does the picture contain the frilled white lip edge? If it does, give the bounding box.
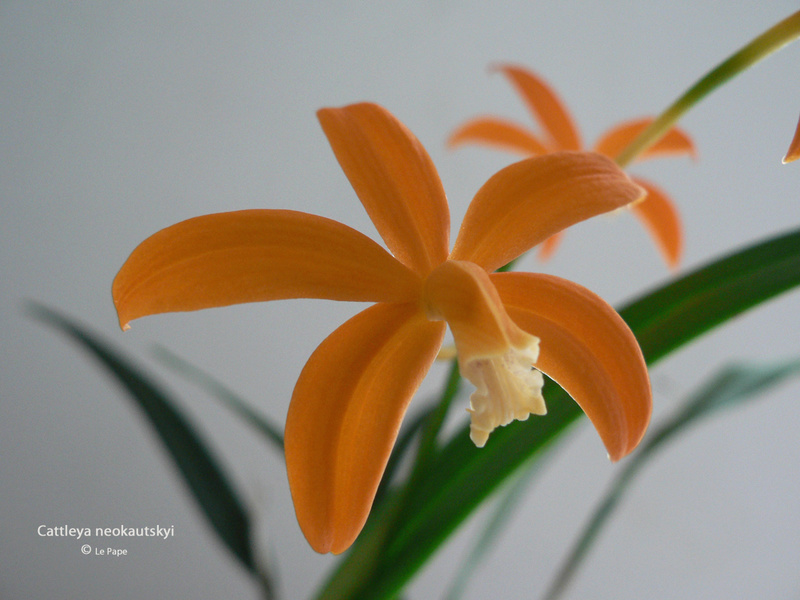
[462,337,545,447]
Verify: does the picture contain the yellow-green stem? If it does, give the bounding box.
[616,10,800,167]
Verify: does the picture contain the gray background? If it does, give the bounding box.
[2,2,799,598]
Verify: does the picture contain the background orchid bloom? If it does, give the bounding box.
[449,64,696,268]
[112,102,651,555]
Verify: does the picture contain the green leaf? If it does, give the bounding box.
[153,345,284,453]
[442,456,544,600]
[621,226,800,364]
[319,225,800,600]
[542,358,800,600]
[373,402,435,507]
[404,361,462,490]
[28,304,263,583]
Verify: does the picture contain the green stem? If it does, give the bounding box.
[616,9,800,167]
[410,360,462,477]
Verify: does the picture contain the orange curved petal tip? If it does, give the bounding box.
[492,63,582,151]
[594,118,697,162]
[451,151,645,272]
[112,209,420,330]
[285,303,445,553]
[630,178,684,270]
[536,232,563,262]
[447,116,549,156]
[492,272,651,460]
[317,103,450,275]
[783,112,800,164]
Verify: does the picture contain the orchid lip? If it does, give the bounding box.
[464,339,546,447]
[423,260,547,446]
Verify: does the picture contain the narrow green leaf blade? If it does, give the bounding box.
[542,358,800,600]
[621,226,800,364]
[374,403,435,507]
[443,458,544,600]
[29,304,259,577]
[153,345,284,453]
[322,226,800,600]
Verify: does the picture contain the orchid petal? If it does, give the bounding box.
[495,64,581,151]
[285,302,445,554]
[451,152,645,272]
[112,209,420,330]
[424,260,534,359]
[317,103,450,275]
[630,177,684,269]
[594,118,696,162]
[537,232,564,261]
[447,116,550,156]
[783,112,800,163]
[492,272,651,460]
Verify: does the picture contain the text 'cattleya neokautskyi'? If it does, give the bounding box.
[112,102,652,554]
[449,64,696,268]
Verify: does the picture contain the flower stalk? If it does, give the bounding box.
[615,10,800,167]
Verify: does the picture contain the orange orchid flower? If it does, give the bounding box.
[449,64,696,268]
[783,111,800,163]
[112,102,651,554]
